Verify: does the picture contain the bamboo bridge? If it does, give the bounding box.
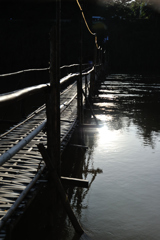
[0,0,106,238]
[0,58,104,239]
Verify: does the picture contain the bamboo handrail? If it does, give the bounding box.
[0,120,47,166]
[0,63,89,77]
[0,67,50,77]
[0,84,49,107]
[60,63,89,69]
[0,66,94,107]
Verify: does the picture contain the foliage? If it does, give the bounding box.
[1,0,160,78]
[99,0,160,73]
[104,0,159,20]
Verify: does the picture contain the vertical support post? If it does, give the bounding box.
[84,75,87,106]
[45,1,61,230]
[100,48,103,65]
[97,48,99,64]
[85,75,87,99]
[77,7,83,124]
[47,0,61,175]
[89,45,97,100]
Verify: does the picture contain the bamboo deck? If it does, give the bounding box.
[0,77,88,239]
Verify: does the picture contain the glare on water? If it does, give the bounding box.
[59,74,160,240]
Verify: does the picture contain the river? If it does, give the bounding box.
[59,74,160,240]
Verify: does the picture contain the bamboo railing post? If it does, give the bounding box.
[77,9,83,124]
[82,89,98,125]
[89,45,97,101]
[89,69,94,101]
[100,48,103,65]
[85,75,87,102]
[94,44,97,77]
[46,0,61,175]
[46,1,61,227]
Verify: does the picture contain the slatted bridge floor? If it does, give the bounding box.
[0,78,87,239]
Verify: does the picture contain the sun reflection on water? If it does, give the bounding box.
[95,114,112,122]
[98,125,120,144]
[95,114,121,145]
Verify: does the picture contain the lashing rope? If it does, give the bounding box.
[76,0,101,49]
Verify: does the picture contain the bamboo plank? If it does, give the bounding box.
[0,172,34,178]
[0,193,20,198]
[0,198,15,203]
[0,70,87,228]
[0,204,12,208]
[0,185,26,191]
[1,179,30,184]
[0,165,37,171]
[0,212,7,217]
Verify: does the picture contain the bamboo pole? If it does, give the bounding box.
[0,120,46,166]
[89,45,97,100]
[38,143,84,235]
[47,3,61,174]
[85,75,88,102]
[77,7,83,124]
[82,89,98,126]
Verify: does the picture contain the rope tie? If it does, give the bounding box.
[76,0,101,49]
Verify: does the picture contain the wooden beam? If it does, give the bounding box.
[38,143,84,235]
[61,176,88,188]
[70,144,88,149]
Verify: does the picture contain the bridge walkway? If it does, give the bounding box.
[0,75,89,239]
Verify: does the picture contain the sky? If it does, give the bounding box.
[95,0,160,11]
[96,0,160,5]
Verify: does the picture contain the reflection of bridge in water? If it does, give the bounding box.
[62,74,160,240]
[93,74,160,148]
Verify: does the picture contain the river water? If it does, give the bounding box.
[59,74,160,240]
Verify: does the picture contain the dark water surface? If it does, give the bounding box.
[59,74,160,240]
